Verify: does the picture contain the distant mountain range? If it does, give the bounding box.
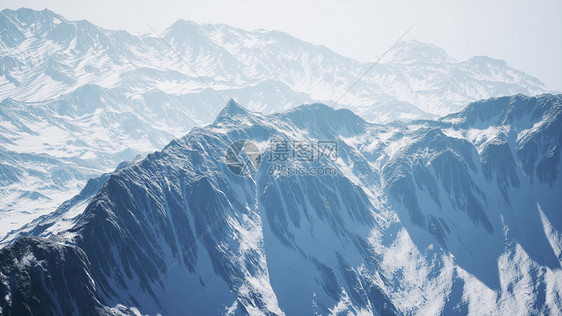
[1,94,560,314]
[0,7,553,241]
[0,8,548,114]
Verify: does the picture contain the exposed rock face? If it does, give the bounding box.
[1,95,561,315]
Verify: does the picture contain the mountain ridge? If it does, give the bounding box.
[1,93,560,314]
[0,8,549,111]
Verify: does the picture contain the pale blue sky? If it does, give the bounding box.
[2,0,561,90]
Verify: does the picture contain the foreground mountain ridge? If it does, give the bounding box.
[0,94,561,315]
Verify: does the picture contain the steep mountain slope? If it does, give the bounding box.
[1,95,560,315]
[0,80,312,238]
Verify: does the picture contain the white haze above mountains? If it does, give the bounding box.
[0,7,552,239]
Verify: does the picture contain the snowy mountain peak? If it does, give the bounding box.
[214,98,250,122]
[166,19,200,34]
[0,7,62,26]
[165,19,205,42]
[225,97,244,110]
[442,93,561,128]
[386,40,455,64]
[466,55,508,67]
[284,103,368,136]
[0,8,65,46]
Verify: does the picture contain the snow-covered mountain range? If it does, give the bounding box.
[0,8,547,116]
[0,8,553,239]
[1,94,560,315]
